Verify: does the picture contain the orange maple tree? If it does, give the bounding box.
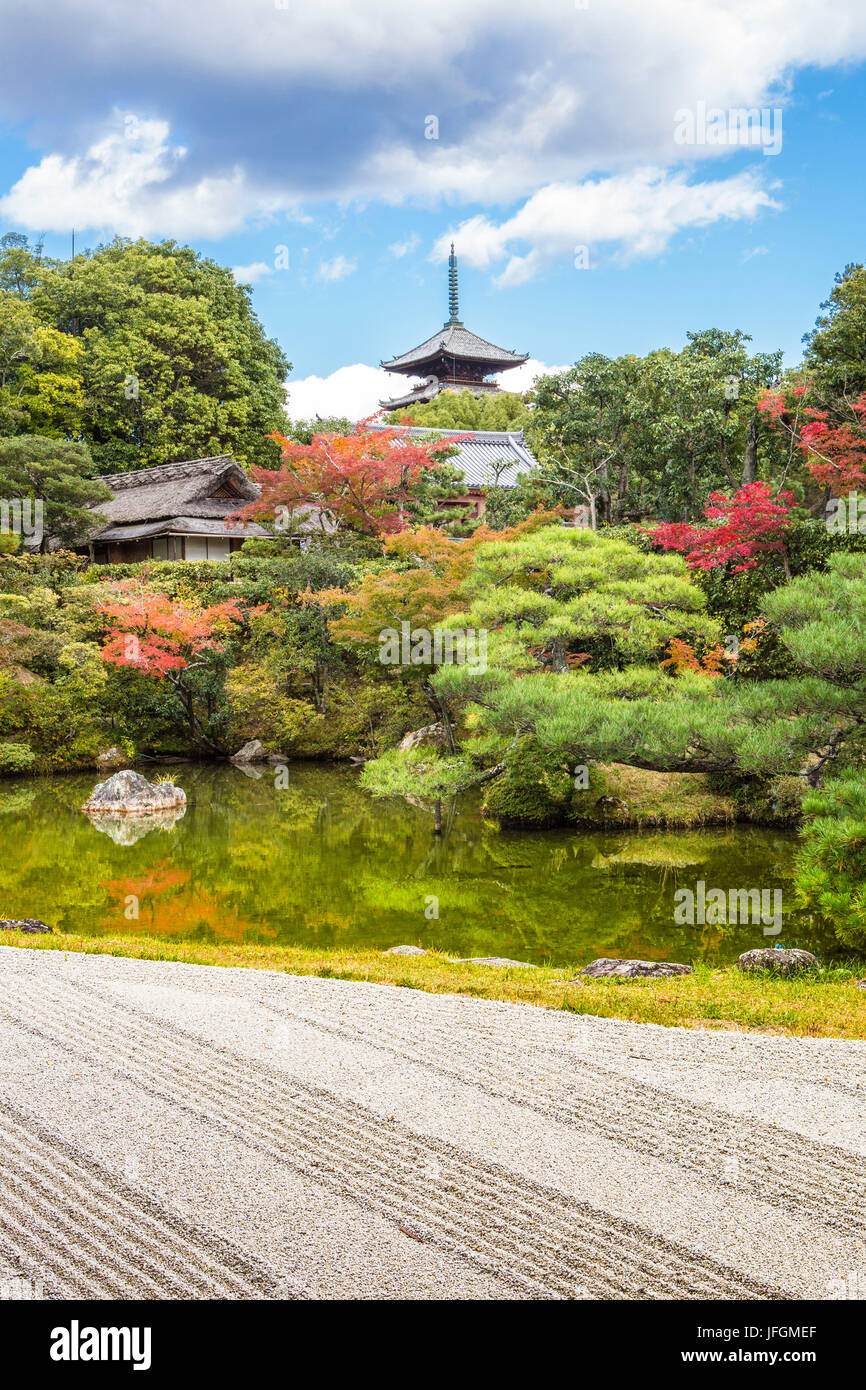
[232,418,464,537]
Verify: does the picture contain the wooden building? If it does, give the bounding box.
[379,245,529,411]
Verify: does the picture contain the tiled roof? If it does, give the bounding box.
[381,321,528,371]
[370,426,539,489]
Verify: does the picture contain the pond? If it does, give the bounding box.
[0,763,833,967]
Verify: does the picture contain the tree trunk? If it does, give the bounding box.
[433,798,442,835]
[741,413,758,485]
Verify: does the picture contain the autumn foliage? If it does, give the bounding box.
[644,482,793,572]
[232,418,465,537]
[96,581,263,677]
[759,385,866,495]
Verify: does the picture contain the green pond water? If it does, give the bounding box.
[0,763,832,967]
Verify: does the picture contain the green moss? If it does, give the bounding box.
[482,739,581,826]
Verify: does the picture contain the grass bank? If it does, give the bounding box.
[3,931,865,1039]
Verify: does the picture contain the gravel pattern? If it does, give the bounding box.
[0,945,863,1301]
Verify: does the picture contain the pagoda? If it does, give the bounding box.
[379,244,529,411]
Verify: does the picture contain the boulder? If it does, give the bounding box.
[578,957,693,979]
[385,945,427,957]
[0,918,53,934]
[230,740,268,764]
[81,769,186,815]
[398,723,447,753]
[735,948,818,976]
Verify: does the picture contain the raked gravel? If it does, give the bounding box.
[0,945,863,1301]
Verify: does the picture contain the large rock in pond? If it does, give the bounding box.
[230,739,268,764]
[81,769,186,815]
[579,957,693,979]
[735,948,818,976]
[0,918,53,934]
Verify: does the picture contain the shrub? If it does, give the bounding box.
[0,741,35,774]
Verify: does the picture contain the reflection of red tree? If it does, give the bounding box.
[101,859,271,942]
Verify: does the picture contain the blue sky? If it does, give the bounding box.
[0,0,864,418]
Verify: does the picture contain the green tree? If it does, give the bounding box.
[803,263,866,398]
[0,437,111,552]
[0,235,291,470]
[393,389,529,432]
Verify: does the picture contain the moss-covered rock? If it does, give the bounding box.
[482,740,583,827]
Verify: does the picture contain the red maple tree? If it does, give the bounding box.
[644,482,794,573]
[759,386,866,495]
[97,581,261,676]
[231,418,465,537]
[96,581,264,748]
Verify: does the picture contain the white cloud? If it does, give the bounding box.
[232,261,273,284]
[0,111,302,238]
[285,365,396,422]
[285,360,569,423]
[432,168,781,284]
[3,2,866,271]
[388,234,420,258]
[316,255,357,282]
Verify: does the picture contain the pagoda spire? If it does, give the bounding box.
[448,242,460,323]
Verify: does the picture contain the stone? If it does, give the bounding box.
[0,918,53,934]
[578,957,693,979]
[230,739,268,764]
[96,746,126,769]
[458,956,537,968]
[81,769,186,815]
[735,948,819,976]
[385,945,427,956]
[398,723,447,753]
[266,752,289,764]
[857,980,866,991]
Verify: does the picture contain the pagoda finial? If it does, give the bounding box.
[448,242,460,322]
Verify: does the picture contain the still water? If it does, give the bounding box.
[0,763,831,966]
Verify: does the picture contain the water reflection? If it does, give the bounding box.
[0,763,835,966]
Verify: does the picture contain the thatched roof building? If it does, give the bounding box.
[88,455,333,563]
[88,456,267,563]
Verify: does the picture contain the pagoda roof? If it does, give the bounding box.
[381,320,528,372]
[381,242,528,373]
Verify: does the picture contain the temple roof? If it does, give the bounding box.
[381,321,529,372]
[94,456,258,525]
[369,426,539,489]
[380,244,528,374]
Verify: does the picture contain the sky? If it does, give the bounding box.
[0,0,864,421]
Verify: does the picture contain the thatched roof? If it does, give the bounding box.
[91,455,334,543]
[94,456,259,528]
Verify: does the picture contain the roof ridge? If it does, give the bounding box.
[98,455,236,488]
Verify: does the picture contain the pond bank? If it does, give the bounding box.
[5,933,865,1038]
